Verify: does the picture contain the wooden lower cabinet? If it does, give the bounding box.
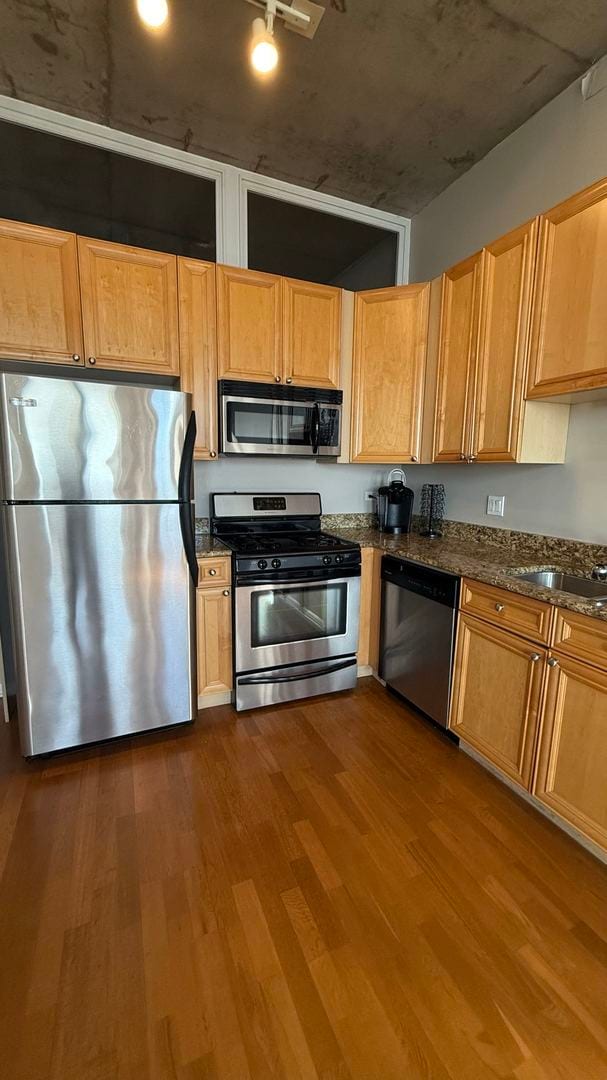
[450,614,545,788]
[196,582,233,699]
[357,547,382,670]
[534,655,607,850]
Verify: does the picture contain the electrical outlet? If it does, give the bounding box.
[487,495,505,517]
[365,490,376,501]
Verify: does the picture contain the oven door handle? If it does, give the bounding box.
[238,657,357,686]
[236,570,361,587]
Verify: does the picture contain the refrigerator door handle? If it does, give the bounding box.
[178,410,197,504]
[179,502,199,587]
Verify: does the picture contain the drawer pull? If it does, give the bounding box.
[530,653,541,663]
[495,603,505,612]
[547,657,559,668]
[209,568,217,576]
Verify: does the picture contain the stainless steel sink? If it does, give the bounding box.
[513,570,607,602]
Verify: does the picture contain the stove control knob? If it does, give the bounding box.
[322,555,332,565]
[271,558,282,569]
[258,559,268,570]
[335,554,344,565]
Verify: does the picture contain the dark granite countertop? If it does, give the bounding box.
[195,535,233,559]
[327,527,607,623]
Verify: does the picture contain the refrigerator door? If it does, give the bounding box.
[3,502,196,755]
[0,372,190,503]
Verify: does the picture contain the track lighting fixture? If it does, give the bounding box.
[245,0,325,77]
[136,0,168,30]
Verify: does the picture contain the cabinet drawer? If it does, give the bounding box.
[197,557,231,588]
[460,578,553,644]
[553,609,607,671]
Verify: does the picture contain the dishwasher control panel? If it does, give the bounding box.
[381,556,459,608]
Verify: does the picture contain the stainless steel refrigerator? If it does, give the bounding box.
[0,371,198,756]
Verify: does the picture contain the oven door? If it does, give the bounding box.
[235,574,360,673]
[221,395,341,456]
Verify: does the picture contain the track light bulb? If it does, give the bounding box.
[250,16,278,75]
[136,0,168,30]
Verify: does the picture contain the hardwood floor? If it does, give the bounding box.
[1,679,607,1079]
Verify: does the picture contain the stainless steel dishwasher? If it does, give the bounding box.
[379,555,459,728]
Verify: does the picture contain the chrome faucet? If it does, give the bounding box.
[591,564,607,582]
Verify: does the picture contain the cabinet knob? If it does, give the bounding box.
[547,657,559,668]
[209,451,217,458]
[209,568,217,576]
[88,356,97,366]
[460,454,466,461]
[530,653,541,663]
[274,375,281,383]
[411,455,419,462]
[495,603,505,612]
[72,353,81,363]
[286,377,293,384]
[223,589,230,597]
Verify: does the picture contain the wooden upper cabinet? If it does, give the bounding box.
[534,655,607,850]
[433,253,482,462]
[282,278,341,389]
[450,614,545,789]
[527,178,607,397]
[350,283,429,464]
[216,265,282,383]
[0,219,83,365]
[178,258,218,460]
[77,238,179,374]
[472,220,538,461]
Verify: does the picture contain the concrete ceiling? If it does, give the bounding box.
[1,1,606,216]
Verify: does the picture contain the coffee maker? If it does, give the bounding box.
[376,469,414,534]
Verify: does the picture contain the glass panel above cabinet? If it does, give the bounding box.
[0,120,216,260]
[247,192,398,289]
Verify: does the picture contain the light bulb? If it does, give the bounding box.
[250,17,278,75]
[136,0,168,30]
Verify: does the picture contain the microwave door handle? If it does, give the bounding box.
[311,403,320,454]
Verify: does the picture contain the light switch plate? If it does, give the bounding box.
[487,495,505,517]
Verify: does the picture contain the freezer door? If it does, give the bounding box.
[0,372,190,502]
[3,503,196,755]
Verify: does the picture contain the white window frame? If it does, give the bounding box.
[0,93,410,282]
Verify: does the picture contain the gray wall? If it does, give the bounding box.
[195,458,386,520]
[409,71,607,544]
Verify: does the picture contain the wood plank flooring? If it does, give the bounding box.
[1,678,607,1079]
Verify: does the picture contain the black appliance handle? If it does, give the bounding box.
[239,657,356,686]
[311,403,320,455]
[178,411,196,504]
[179,502,199,587]
[236,567,361,587]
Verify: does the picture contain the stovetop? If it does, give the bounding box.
[221,529,356,556]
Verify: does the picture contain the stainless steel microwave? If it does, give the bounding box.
[219,380,342,457]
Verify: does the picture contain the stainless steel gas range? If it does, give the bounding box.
[210,493,361,711]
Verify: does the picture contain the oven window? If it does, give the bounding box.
[251,583,348,647]
[227,402,311,446]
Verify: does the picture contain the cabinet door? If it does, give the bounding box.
[77,237,179,374]
[282,278,341,389]
[0,219,83,365]
[351,283,429,464]
[450,614,545,788]
[178,258,218,460]
[534,656,607,851]
[433,253,482,462]
[527,179,607,397]
[473,221,538,461]
[197,586,233,697]
[216,265,282,383]
[357,547,382,670]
